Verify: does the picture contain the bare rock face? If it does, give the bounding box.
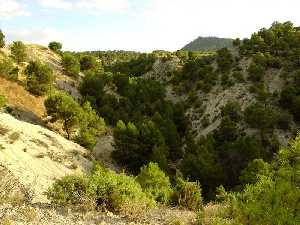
[0,113,92,203]
[143,57,180,82]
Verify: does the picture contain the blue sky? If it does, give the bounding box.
[1,0,300,52]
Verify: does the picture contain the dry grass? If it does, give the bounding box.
[0,217,13,225]
[0,77,46,118]
[35,153,46,158]
[18,206,38,222]
[0,125,9,136]
[8,132,20,144]
[30,138,49,149]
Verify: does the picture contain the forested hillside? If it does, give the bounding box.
[182,36,233,51]
[0,21,299,224]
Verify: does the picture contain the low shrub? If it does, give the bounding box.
[0,95,6,108]
[47,164,155,215]
[25,61,53,96]
[47,175,90,206]
[89,164,155,214]
[137,162,173,204]
[172,177,202,210]
[0,58,18,80]
[247,62,265,82]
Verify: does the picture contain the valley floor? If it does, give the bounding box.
[0,203,196,225]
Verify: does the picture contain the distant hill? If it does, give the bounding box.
[182,36,233,51]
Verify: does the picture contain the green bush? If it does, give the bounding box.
[196,80,212,93]
[0,30,5,48]
[0,57,16,79]
[10,41,27,64]
[48,41,62,53]
[216,48,234,73]
[47,175,90,206]
[137,162,173,204]
[113,120,169,173]
[76,102,106,149]
[172,177,202,210]
[88,164,155,214]
[247,62,265,82]
[217,134,300,225]
[244,103,279,129]
[239,159,270,185]
[232,71,244,82]
[0,95,6,108]
[80,55,97,71]
[45,93,105,142]
[221,101,242,122]
[8,67,19,81]
[47,164,155,215]
[221,73,234,87]
[62,53,80,77]
[25,61,53,96]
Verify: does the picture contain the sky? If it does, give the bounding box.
[1,0,300,52]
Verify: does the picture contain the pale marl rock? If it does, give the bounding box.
[0,112,92,203]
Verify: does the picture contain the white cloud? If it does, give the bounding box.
[6,28,65,46]
[37,0,72,9]
[37,0,130,14]
[75,0,130,13]
[3,0,300,52]
[132,0,300,51]
[0,0,30,19]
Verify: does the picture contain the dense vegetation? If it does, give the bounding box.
[199,134,300,225]
[0,22,299,223]
[25,61,53,96]
[55,22,300,203]
[11,41,27,64]
[182,36,233,51]
[47,162,202,214]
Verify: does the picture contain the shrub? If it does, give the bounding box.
[8,132,20,143]
[25,61,53,96]
[244,103,279,129]
[221,73,234,87]
[0,30,5,48]
[239,159,270,185]
[88,164,155,214]
[137,162,173,204]
[215,116,238,142]
[172,177,202,210]
[201,115,210,128]
[221,101,242,122]
[45,92,82,139]
[48,41,62,53]
[247,62,265,82]
[216,48,234,73]
[232,38,241,47]
[232,71,244,82]
[217,134,300,225]
[10,41,27,64]
[276,110,292,130]
[76,102,106,149]
[196,80,212,93]
[80,55,97,71]
[62,53,80,77]
[8,67,19,81]
[113,120,169,173]
[47,175,90,206]
[0,95,6,108]
[0,57,17,80]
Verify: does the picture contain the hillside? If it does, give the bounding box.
[0,112,92,203]
[0,21,300,225]
[182,36,233,51]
